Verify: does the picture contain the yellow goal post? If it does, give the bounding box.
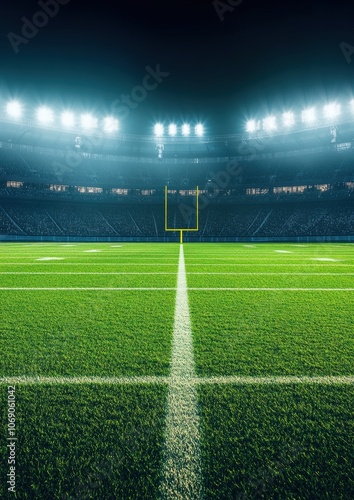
[164,186,199,244]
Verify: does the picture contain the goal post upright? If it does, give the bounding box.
[164,186,199,244]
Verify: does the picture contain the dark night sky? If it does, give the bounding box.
[1,0,354,134]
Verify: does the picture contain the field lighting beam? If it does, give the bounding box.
[246,120,257,133]
[282,111,295,127]
[301,107,316,124]
[103,116,119,133]
[81,113,97,130]
[36,106,54,124]
[6,100,22,119]
[61,111,75,128]
[154,123,164,137]
[324,103,341,121]
[263,116,277,131]
[182,123,191,136]
[168,123,177,137]
[195,123,204,137]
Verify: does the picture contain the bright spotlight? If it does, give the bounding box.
[154,123,164,137]
[36,106,54,124]
[263,115,277,131]
[282,111,295,127]
[103,116,118,133]
[168,123,177,136]
[61,111,75,128]
[301,107,316,123]
[80,113,97,130]
[181,123,191,136]
[350,99,354,110]
[246,120,257,133]
[195,123,204,137]
[324,103,341,120]
[6,100,22,119]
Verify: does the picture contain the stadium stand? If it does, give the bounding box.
[0,133,354,240]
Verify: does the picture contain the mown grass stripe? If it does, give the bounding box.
[159,245,204,500]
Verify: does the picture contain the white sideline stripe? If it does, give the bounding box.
[0,272,177,275]
[0,263,178,266]
[186,264,354,267]
[1,376,353,385]
[187,273,354,276]
[188,288,354,291]
[0,287,176,291]
[1,272,353,276]
[160,245,204,500]
[1,287,354,291]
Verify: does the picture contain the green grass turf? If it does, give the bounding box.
[0,290,175,376]
[0,273,176,288]
[189,290,354,376]
[198,384,354,499]
[1,241,354,498]
[0,383,167,499]
[187,274,354,288]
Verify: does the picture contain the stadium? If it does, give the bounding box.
[1,99,354,242]
[1,1,354,498]
[0,95,353,499]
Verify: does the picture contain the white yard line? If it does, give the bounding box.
[1,287,353,291]
[184,273,354,276]
[0,263,178,266]
[0,287,176,291]
[188,288,354,291]
[159,245,204,500]
[0,272,177,275]
[1,375,353,385]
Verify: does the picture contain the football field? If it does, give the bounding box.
[0,242,353,499]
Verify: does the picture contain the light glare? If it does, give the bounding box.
[168,123,177,136]
[6,100,22,119]
[301,107,316,123]
[282,111,295,127]
[324,103,341,120]
[103,116,118,133]
[154,123,164,136]
[36,106,53,124]
[263,116,277,131]
[246,120,257,133]
[81,113,97,130]
[195,123,204,136]
[61,111,75,128]
[182,123,191,136]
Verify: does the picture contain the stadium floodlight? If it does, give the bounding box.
[103,116,118,133]
[350,99,354,111]
[324,103,341,120]
[181,123,191,137]
[246,119,257,133]
[301,107,316,124]
[6,100,22,119]
[154,123,164,137]
[282,111,295,127]
[60,111,75,129]
[80,113,97,130]
[36,106,54,125]
[168,123,177,136]
[195,123,204,137]
[263,115,277,131]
